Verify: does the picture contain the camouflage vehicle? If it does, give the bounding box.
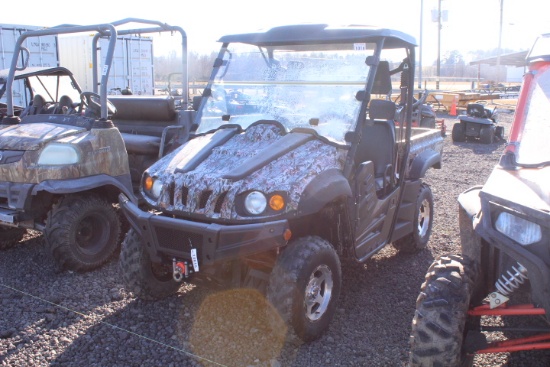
[409,34,550,366]
[0,19,193,272]
[119,24,444,341]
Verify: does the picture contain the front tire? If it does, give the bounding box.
[119,228,180,300]
[409,254,478,367]
[266,236,342,342]
[0,227,26,250]
[45,194,121,272]
[452,123,466,142]
[393,183,433,253]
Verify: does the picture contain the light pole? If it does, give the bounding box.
[496,0,503,84]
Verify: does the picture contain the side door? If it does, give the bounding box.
[352,161,400,261]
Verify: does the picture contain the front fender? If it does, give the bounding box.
[297,169,351,216]
[32,173,135,202]
[457,185,484,264]
[408,149,441,179]
[458,185,483,219]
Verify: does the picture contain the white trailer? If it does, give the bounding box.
[0,24,59,106]
[59,34,154,96]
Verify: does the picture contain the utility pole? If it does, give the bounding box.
[418,0,424,90]
[436,0,442,90]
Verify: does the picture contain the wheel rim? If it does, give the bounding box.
[418,198,431,237]
[76,212,110,254]
[304,264,333,321]
[150,262,174,282]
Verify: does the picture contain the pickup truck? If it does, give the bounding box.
[119,23,444,342]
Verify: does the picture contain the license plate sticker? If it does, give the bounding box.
[191,248,199,272]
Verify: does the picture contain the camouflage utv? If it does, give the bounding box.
[119,24,444,341]
[0,19,192,272]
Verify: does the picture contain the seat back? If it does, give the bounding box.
[372,61,392,95]
[355,99,397,191]
[21,94,47,116]
[52,95,75,114]
[467,103,486,118]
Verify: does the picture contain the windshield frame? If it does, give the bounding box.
[194,40,387,146]
[506,61,550,168]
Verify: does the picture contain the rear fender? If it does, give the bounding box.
[408,149,441,179]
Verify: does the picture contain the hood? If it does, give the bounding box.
[146,123,346,220]
[481,165,550,213]
[0,123,86,151]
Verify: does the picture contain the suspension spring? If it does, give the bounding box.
[495,262,529,296]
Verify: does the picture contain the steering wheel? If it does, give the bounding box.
[79,91,117,117]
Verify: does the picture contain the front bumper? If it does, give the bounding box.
[119,193,290,265]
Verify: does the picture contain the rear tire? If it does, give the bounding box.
[452,123,466,142]
[409,254,478,367]
[0,227,26,250]
[119,228,180,300]
[495,126,505,141]
[45,194,121,272]
[480,126,494,144]
[393,183,433,253]
[266,236,341,342]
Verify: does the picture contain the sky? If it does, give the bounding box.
[2,0,549,65]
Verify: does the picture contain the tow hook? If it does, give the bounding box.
[172,258,189,282]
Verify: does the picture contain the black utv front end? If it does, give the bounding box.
[119,193,290,267]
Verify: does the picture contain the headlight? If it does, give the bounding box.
[143,175,164,199]
[244,191,267,215]
[495,212,542,245]
[37,144,79,165]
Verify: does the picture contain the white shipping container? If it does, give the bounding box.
[58,35,154,96]
[0,24,59,106]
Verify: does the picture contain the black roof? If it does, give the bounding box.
[218,24,417,49]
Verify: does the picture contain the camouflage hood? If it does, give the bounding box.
[0,123,86,151]
[144,123,347,220]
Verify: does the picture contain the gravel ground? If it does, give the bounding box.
[2,109,550,367]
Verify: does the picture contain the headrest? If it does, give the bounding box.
[369,99,396,120]
[33,94,46,108]
[59,95,73,107]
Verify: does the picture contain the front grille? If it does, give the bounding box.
[199,190,212,209]
[181,186,189,206]
[154,226,203,253]
[214,191,228,213]
[0,182,29,208]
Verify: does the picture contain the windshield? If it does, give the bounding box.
[515,64,550,165]
[0,73,81,108]
[195,43,375,144]
[29,74,81,104]
[528,33,550,61]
